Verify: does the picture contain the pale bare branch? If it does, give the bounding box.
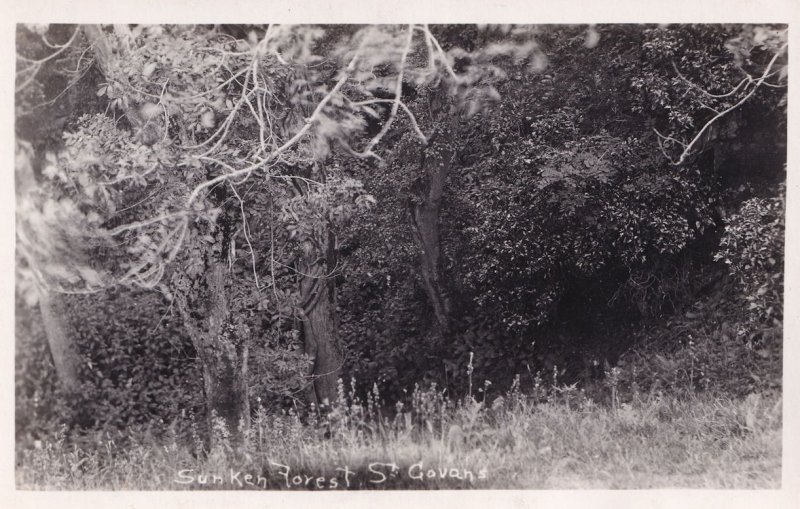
[671,61,749,99]
[185,36,368,207]
[352,98,429,144]
[228,180,262,289]
[666,43,787,166]
[106,211,185,236]
[359,25,415,155]
[420,24,459,82]
[16,25,80,67]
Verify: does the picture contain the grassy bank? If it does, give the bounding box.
[16,384,782,490]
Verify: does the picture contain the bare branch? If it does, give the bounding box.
[228,181,261,289]
[352,98,429,144]
[16,25,80,67]
[671,61,749,99]
[192,65,255,155]
[697,101,721,115]
[667,43,787,166]
[118,217,187,286]
[420,25,459,82]
[106,211,185,236]
[359,25,415,155]
[29,50,94,110]
[185,36,368,207]
[268,192,281,314]
[653,127,686,148]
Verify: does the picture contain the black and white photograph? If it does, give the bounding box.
[5,1,800,506]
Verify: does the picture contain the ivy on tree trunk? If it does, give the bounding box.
[174,237,250,445]
[38,291,82,393]
[409,125,457,337]
[298,231,343,407]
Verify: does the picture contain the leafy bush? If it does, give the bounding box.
[15,303,67,440]
[715,183,785,325]
[15,287,205,436]
[336,24,785,397]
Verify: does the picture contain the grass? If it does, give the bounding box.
[15,380,782,490]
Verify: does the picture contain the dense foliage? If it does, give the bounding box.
[15,24,786,440]
[337,25,786,395]
[15,288,202,435]
[716,187,785,326]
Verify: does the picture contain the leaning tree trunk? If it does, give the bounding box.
[409,128,456,336]
[37,289,82,392]
[175,256,250,445]
[16,141,83,393]
[298,231,343,407]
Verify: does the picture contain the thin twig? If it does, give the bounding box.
[228,180,261,289]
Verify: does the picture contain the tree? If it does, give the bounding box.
[16,23,542,439]
[16,23,786,434]
[15,24,101,394]
[337,24,786,392]
[16,140,83,393]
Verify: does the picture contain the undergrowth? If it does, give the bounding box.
[16,376,782,490]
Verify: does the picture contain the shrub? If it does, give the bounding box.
[15,287,205,436]
[715,182,785,326]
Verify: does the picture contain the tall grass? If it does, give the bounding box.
[16,378,782,490]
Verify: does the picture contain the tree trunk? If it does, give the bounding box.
[38,290,82,392]
[298,232,342,407]
[409,129,456,335]
[85,26,252,438]
[175,258,250,445]
[16,141,83,393]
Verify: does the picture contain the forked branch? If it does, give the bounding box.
[656,42,787,166]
